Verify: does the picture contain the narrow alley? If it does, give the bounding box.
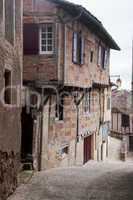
[8,161,133,200]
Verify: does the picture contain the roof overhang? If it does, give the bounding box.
[50,0,120,50]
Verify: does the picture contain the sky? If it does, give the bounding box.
[69,0,133,89]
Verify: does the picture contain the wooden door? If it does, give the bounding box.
[84,136,91,164]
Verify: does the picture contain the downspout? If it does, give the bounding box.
[74,104,79,162]
[74,92,85,163]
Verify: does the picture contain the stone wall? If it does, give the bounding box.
[0,151,19,200]
[0,0,22,199]
[108,136,122,161]
[40,88,109,169]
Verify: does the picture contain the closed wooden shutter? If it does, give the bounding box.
[24,24,39,55]
[98,45,102,66]
[72,32,78,63]
[104,49,109,68]
[80,37,84,65]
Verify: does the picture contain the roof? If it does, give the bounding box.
[50,0,120,50]
[112,90,132,115]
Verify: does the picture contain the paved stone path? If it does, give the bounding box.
[8,161,133,200]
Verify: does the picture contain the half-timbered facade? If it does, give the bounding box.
[22,0,120,170]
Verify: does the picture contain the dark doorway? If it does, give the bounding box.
[129,136,133,151]
[21,107,33,163]
[84,136,92,164]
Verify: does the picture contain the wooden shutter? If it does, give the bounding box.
[80,37,84,65]
[101,47,105,69]
[104,49,109,68]
[72,32,78,63]
[24,24,39,55]
[98,45,102,66]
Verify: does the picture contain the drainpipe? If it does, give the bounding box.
[75,104,79,162]
[73,92,85,163]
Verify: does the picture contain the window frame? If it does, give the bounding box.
[39,23,54,55]
[72,31,84,65]
[98,45,109,70]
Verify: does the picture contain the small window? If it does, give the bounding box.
[122,114,130,127]
[55,96,64,121]
[90,50,94,63]
[62,146,69,154]
[72,32,84,65]
[83,93,90,113]
[39,24,53,54]
[4,69,12,104]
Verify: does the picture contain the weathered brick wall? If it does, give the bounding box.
[23,0,33,12]
[43,88,106,168]
[64,21,109,88]
[23,0,110,87]
[23,55,58,82]
[23,0,59,83]
[0,0,22,199]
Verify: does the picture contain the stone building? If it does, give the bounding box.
[0,0,23,199]
[22,0,120,171]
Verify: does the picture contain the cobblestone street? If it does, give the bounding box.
[8,161,133,200]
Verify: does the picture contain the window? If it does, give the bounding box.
[72,32,84,65]
[39,24,53,54]
[55,96,64,121]
[5,0,15,44]
[122,114,130,127]
[62,146,69,154]
[83,93,90,113]
[98,45,109,69]
[90,50,94,63]
[4,69,12,104]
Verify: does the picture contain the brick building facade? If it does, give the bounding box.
[0,0,23,199]
[22,0,119,170]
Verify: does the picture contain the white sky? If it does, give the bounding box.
[69,0,133,89]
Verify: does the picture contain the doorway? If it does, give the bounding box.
[21,107,34,163]
[84,135,92,164]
